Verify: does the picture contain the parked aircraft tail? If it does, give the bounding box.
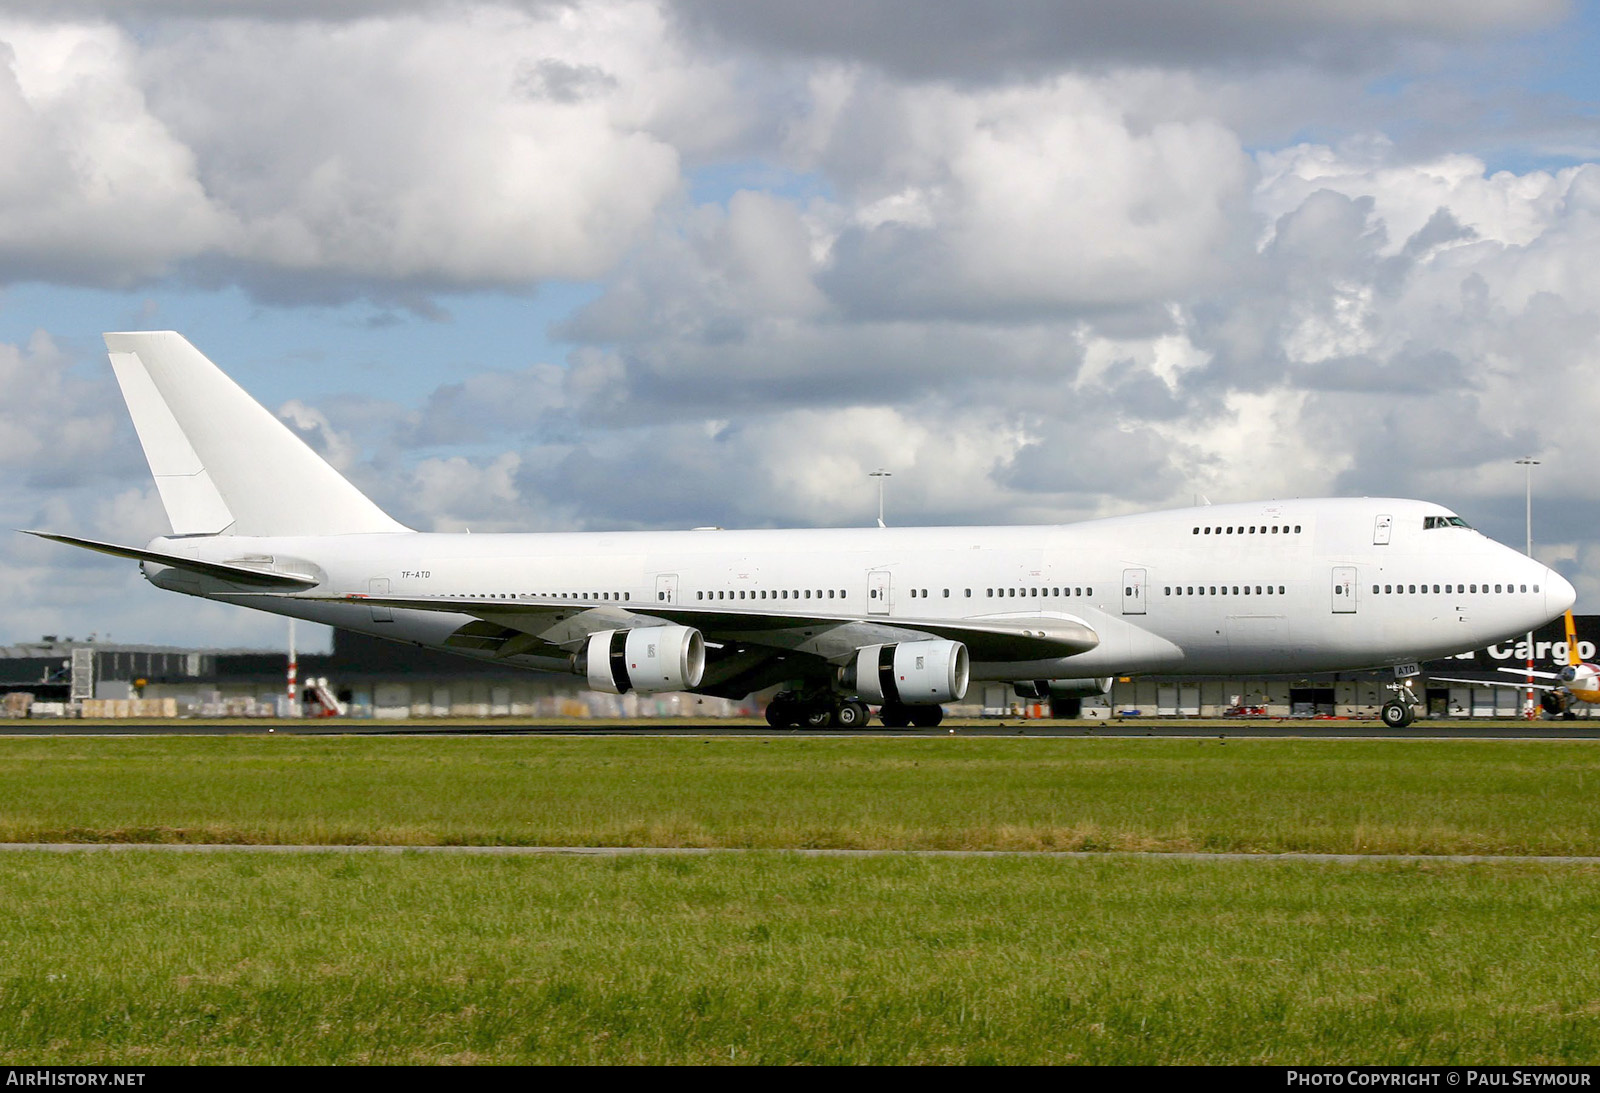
[103,332,408,537]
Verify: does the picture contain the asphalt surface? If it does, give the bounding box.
[6,719,1600,739]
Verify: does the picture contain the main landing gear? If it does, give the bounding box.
[763,691,945,729]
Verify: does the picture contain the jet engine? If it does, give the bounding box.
[579,626,706,694]
[1013,677,1113,700]
[850,639,969,705]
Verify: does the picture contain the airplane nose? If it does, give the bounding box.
[1547,568,1577,618]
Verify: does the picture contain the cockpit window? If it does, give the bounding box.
[1424,515,1472,530]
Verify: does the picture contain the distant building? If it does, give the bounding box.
[0,630,752,719]
[2,616,1592,720]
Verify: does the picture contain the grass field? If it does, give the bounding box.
[3,852,1599,1064]
[4,735,1600,1063]
[0,735,1598,853]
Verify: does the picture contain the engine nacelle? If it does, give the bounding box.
[1014,677,1113,699]
[851,640,969,705]
[580,626,706,695]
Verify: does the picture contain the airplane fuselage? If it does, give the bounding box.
[140,496,1571,690]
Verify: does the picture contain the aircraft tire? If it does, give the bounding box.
[878,703,912,729]
[804,702,834,728]
[836,701,869,728]
[765,700,794,729]
[908,705,944,728]
[1380,701,1414,728]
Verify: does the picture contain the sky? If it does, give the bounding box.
[3,0,1600,652]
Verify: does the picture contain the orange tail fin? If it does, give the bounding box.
[1565,611,1582,667]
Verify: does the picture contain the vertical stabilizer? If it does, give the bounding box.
[1565,611,1581,667]
[104,332,409,537]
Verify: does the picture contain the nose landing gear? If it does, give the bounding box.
[1379,683,1420,728]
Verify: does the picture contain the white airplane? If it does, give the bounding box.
[27,332,1576,729]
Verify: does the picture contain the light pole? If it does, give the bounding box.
[1516,457,1541,718]
[869,469,892,528]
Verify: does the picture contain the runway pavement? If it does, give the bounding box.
[5,719,1600,739]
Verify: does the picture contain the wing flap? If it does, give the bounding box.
[313,592,1100,660]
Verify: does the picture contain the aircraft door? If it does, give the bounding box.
[369,578,392,623]
[655,573,679,605]
[1331,566,1357,613]
[868,569,891,615]
[1373,515,1393,545]
[1122,568,1146,615]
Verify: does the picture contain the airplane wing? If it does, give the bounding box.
[1496,667,1563,681]
[23,531,319,590]
[1430,676,1561,693]
[306,592,1100,663]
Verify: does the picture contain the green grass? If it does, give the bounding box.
[2,853,1597,1064]
[0,735,1598,854]
[6,736,1600,1062]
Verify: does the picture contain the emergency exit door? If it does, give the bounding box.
[1331,566,1357,614]
[1122,568,1147,615]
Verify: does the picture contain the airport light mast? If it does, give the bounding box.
[1516,457,1541,718]
[869,469,892,528]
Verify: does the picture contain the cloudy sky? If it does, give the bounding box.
[3,0,1599,650]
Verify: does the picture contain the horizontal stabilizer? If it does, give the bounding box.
[24,531,319,590]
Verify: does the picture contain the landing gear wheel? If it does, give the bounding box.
[878,703,911,729]
[765,698,797,728]
[908,705,944,728]
[804,702,834,728]
[1380,700,1415,728]
[836,701,869,728]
